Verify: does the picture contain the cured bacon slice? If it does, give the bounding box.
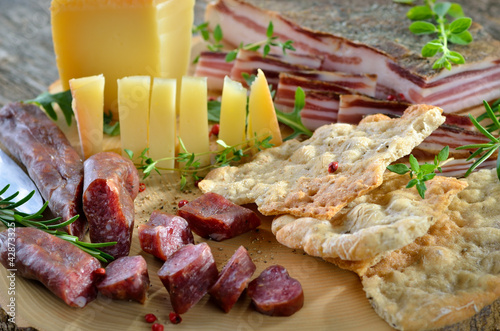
[138,210,194,261]
[205,0,500,114]
[177,192,261,241]
[194,51,234,92]
[229,49,323,88]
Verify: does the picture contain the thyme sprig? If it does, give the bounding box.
[192,21,295,63]
[403,0,473,70]
[387,146,449,198]
[456,100,500,179]
[0,185,115,262]
[126,135,273,190]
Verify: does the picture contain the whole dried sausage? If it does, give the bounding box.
[157,243,218,314]
[247,265,304,316]
[83,152,139,258]
[138,210,194,261]
[0,227,100,308]
[0,103,86,239]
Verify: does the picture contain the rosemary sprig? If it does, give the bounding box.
[403,0,473,70]
[387,146,449,198]
[0,185,115,262]
[192,21,295,63]
[24,90,74,126]
[126,136,273,190]
[456,100,500,180]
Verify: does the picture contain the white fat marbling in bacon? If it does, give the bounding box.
[229,49,323,89]
[299,91,340,131]
[194,51,235,92]
[205,0,500,114]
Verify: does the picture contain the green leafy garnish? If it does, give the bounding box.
[0,185,115,262]
[275,87,313,140]
[192,22,224,63]
[127,136,273,190]
[24,90,74,126]
[207,100,222,122]
[456,100,500,180]
[225,21,295,62]
[387,146,449,198]
[103,110,120,136]
[403,0,473,70]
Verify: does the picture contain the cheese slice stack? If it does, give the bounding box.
[69,74,105,159]
[51,0,195,118]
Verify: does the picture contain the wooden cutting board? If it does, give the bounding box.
[1,1,500,330]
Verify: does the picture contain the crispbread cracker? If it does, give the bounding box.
[199,104,445,220]
[271,173,467,261]
[362,169,500,330]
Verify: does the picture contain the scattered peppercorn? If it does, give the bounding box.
[169,312,182,324]
[144,314,157,323]
[210,124,220,137]
[328,161,339,173]
[91,268,106,282]
[178,200,189,208]
[151,323,164,331]
[386,94,396,101]
[139,183,146,193]
[398,93,406,101]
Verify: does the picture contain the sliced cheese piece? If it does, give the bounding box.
[219,76,247,150]
[117,76,151,159]
[247,69,282,147]
[51,0,194,117]
[149,78,176,170]
[179,76,210,166]
[69,74,105,160]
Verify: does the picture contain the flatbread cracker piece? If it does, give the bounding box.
[362,169,500,331]
[271,173,467,261]
[199,104,445,220]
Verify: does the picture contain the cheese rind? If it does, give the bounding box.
[179,76,210,166]
[219,76,247,149]
[149,78,176,170]
[117,76,151,159]
[51,0,194,117]
[247,69,282,147]
[69,74,105,160]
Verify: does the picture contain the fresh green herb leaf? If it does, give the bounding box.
[24,90,74,126]
[400,0,473,70]
[207,100,221,122]
[387,146,449,198]
[275,87,313,141]
[103,110,120,136]
[0,186,115,262]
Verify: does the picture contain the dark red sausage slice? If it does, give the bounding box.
[97,255,150,304]
[138,210,194,261]
[247,265,304,316]
[0,102,86,239]
[177,192,261,241]
[209,245,256,313]
[0,227,100,308]
[83,152,139,258]
[157,243,218,314]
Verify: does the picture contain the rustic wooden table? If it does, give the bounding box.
[0,1,499,330]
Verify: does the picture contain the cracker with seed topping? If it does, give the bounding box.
[199,104,445,220]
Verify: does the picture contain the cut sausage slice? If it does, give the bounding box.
[177,192,261,241]
[0,102,86,239]
[83,152,139,258]
[209,245,256,313]
[247,265,304,316]
[97,255,150,304]
[138,210,194,261]
[157,243,218,314]
[0,227,100,308]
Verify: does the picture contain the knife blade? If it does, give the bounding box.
[0,148,44,214]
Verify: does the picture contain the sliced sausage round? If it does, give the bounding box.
[247,265,304,316]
